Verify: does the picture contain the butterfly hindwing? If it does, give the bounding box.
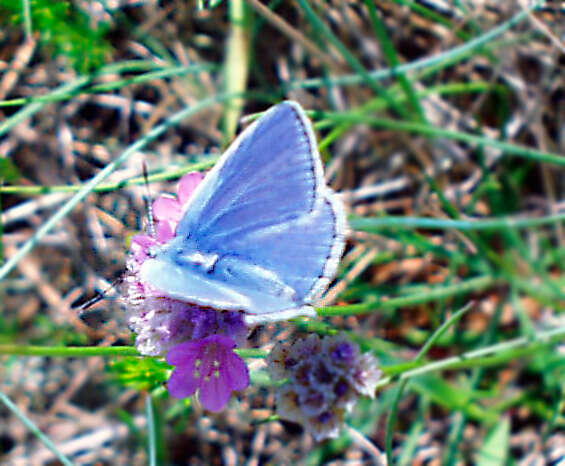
[221,191,346,303]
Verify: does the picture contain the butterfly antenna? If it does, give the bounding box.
[75,274,125,315]
[142,162,157,238]
[78,292,105,311]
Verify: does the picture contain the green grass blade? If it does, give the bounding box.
[350,213,565,232]
[0,389,74,466]
[1,157,218,196]
[295,0,411,120]
[0,76,90,138]
[318,113,565,167]
[146,395,157,466]
[288,3,541,90]
[364,1,426,122]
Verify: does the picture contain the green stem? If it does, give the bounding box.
[22,0,33,41]
[0,345,139,357]
[318,275,497,317]
[0,344,267,359]
[380,326,565,382]
[350,213,565,232]
[2,329,563,400]
[0,159,217,196]
[146,396,158,466]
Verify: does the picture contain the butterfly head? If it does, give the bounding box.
[146,235,219,274]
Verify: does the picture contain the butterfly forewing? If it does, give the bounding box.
[176,102,324,240]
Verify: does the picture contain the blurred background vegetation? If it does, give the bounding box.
[0,0,564,464]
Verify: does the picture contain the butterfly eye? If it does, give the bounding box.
[147,245,159,258]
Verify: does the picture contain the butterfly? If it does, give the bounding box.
[140,101,347,324]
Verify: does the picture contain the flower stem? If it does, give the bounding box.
[0,345,140,357]
[0,344,267,359]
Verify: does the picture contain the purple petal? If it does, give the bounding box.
[177,172,204,205]
[167,368,199,399]
[198,372,232,412]
[200,335,248,411]
[167,341,203,399]
[190,310,218,340]
[202,334,238,351]
[167,340,205,366]
[166,335,249,411]
[222,350,250,391]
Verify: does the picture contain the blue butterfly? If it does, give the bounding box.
[140,101,347,324]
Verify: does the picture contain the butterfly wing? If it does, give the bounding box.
[140,101,346,322]
[175,101,325,239]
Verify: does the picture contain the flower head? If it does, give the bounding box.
[167,335,249,412]
[266,334,381,441]
[128,300,246,357]
[121,172,250,411]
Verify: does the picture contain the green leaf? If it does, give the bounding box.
[0,158,21,183]
[411,374,497,423]
[108,356,171,391]
[476,418,510,466]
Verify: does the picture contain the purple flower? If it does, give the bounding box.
[266,334,381,441]
[127,299,246,357]
[121,173,251,412]
[167,335,249,412]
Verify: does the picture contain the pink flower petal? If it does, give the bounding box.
[155,221,175,243]
[152,195,182,223]
[177,172,204,205]
[131,233,155,250]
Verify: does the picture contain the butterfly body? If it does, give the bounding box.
[140,101,347,324]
